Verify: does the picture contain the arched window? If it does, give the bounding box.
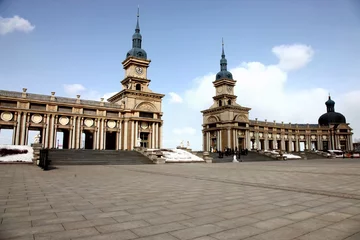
[228,99,231,105]
[135,84,141,91]
[218,100,222,107]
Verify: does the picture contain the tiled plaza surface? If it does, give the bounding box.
[1,159,360,240]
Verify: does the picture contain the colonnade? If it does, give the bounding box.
[2,111,162,150]
[203,128,353,152]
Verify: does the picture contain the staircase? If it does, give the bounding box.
[210,151,275,163]
[48,149,154,165]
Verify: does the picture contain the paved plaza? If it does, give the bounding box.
[1,159,360,240]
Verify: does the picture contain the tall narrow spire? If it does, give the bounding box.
[220,38,227,71]
[222,38,225,58]
[215,38,233,80]
[126,6,147,59]
[135,5,140,33]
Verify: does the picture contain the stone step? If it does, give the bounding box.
[47,149,153,165]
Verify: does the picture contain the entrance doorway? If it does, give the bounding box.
[83,130,94,149]
[28,128,42,146]
[340,140,347,151]
[56,129,70,149]
[269,140,273,150]
[311,141,317,151]
[0,128,13,145]
[140,132,149,148]
[285,141,289,152]
[105,132,116,150]
[323,141,328,151]
[299,142,305,151]
[238,138,245,149]
[211,138,217,151]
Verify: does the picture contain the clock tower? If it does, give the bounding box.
[107,7,165,150]
[201,39,251,152]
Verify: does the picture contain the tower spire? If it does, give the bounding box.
[220,38,227,71]
[136,5,140,33]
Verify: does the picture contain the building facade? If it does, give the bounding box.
[0,10,164,150]
[202,42,353,152]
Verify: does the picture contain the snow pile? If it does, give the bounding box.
[283,154,301,159]
[0,145,34,163]
[156,148,204,163]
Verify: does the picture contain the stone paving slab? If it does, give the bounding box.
[0,159,360,239]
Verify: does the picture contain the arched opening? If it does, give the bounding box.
[227,99,231,105]
[218,100,222,107]
[135,84,141,91]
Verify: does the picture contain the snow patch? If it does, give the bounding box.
[147,148,204,163]
[0,145,33,163]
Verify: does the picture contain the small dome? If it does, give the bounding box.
[126,48,147,60]
[326,98,335,106]
[318,112,346,126]
[216,70,233,80]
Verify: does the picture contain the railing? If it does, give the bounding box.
[38,149,51,170]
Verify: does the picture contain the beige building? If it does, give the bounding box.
[0,11,164,150]
[202,42,353,152]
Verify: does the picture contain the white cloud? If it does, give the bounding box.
[172,127,196,136]
[102,92,118,100]
[0,15,35,35]
[162,43,359,150]
[272,44,314,71]
[63,84,86,96]
[168,92,183,103]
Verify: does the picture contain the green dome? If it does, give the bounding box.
[126,48,147,59]
[216,70,233,80]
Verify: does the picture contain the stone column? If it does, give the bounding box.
[49,114,55,148]
[156,123,159,149]
[130,121,135,150]
[15,112,21,145]
[123,120,128,150]
[206,132,210,151]
[245,130,250,149]
[152,122,155,149]
[135,121,139,147]
[159,124,162,149]
[118,121,122,150]
[71,116,76,149]
[349,135,353,150]
[98,118,102,150]
[295,136,299,152]
[20,112,26,145]
[103,120,107,150]
[76,117,82,149]
[53,115,58,148]
[264,133,268,151]
[227,128,231,148]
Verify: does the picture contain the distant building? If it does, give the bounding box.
[0,9,164,150]
[202,41,353,152]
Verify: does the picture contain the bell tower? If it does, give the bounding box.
[201,39,251,152]
[107,7,165,150]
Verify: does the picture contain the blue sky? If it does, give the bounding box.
[1,0,360,150]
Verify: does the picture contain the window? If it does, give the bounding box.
[227,99,231,105]
[30,104,46,111]
[106,111,118,117]
[135,84,141,91]
[139,112,153,118]
[0,101,17,108]
[58,106,72,113]
[83,109,96,115]
[218,100,222,107]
